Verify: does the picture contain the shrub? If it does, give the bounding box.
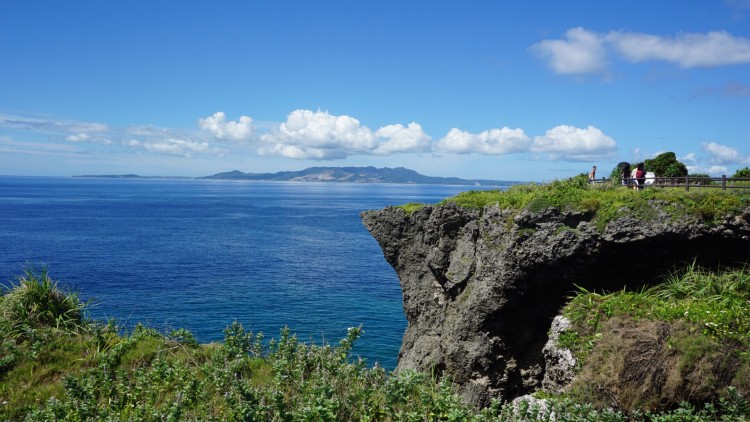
[0,267,85,337]
[645,152,688,177]
[733,167,750,179]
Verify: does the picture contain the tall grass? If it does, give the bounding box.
[0,267,85,338]
[559,265,750,412]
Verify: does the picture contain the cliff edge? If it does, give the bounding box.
[362,198,750,407]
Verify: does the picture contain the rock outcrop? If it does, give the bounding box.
[361,202,750,406]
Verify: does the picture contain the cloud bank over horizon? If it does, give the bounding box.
[2,109,748,177]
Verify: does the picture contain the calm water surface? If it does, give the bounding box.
[0,177,505,368]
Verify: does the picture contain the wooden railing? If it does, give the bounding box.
[594,175,750,191]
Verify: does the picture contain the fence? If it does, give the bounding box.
[596,175,750,191]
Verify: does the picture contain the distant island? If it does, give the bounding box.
[76,166,519,186]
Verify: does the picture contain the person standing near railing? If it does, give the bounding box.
[620,162,631,186]
[588,165,597,183]
[634,163,646,190]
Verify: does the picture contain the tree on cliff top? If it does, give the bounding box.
[733,167,750,178]
[644,152,688,177]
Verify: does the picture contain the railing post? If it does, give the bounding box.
[723,174,727,190]
[685,175,689,191]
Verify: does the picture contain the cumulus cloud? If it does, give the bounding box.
[435,127,531,154]
[532,28,750,74]
[259,109,429,159]
[198,112,255,142]
[702,141,750,164]
[531,125,617,161]
[373,123,432,155]
[608,30,750,67]
[529,27,608,75]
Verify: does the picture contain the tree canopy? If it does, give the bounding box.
[644,152,688,177]
[733,167,750,178]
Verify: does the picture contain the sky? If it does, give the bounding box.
[1,1,749,182]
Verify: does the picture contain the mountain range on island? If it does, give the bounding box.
[77,167,519,186]
[203,167,516,186]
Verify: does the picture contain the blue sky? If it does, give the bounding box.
[1,1,749,182]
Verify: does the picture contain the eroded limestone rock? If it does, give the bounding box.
[361,202,750,406]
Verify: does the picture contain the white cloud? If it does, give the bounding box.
[531,125,617,161]
[65,133,113,145]
[529,27,608,75]
[702,141,750,164]
[198,112,255,142]
[65,133,91,142]
[608,30,750,67]
[681,152,697,164]
[687,164,728,176]
[435,127,531,154]
[532,28,750,74]
[374,123,432,155]
[259,109,429,159]
[139,138,218,157]
[0,114,109,134]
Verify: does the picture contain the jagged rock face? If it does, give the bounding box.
[361,203,750,407]
[541,316,576,393]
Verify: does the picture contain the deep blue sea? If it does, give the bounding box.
[0,177,504,368]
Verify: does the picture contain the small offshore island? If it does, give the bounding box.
[2,175,750,421]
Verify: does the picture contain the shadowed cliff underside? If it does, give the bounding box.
[362,202,750,407]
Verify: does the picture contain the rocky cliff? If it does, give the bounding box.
[361,201,750,406]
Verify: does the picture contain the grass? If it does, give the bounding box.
[436,175,750,230]
[1,267,85,338]
[1,267,749,420]
[558,264,750,412]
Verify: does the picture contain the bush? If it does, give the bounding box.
[0,267,85,338]
[733,167,750,179]
[645,152,688,177]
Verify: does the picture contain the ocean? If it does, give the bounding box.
[0,176,504,369]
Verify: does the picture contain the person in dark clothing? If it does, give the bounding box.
[620,162,631,186]
[635,162,646,190]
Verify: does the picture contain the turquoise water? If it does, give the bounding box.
[0,177,504,368]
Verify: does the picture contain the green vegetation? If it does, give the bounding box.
[441,174,750,230]
[2,267,749,420]
[734,167,750,179]
[559,265,750,413]
[644,152,688,177]
[689,172,712,185]
[398,202,427,214]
